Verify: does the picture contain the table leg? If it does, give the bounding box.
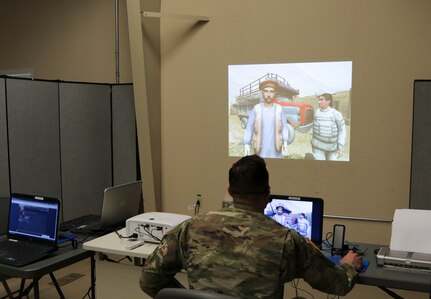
[378,286,404,299]
[0,279,14,299]
[18,279,27,297]
[91,253,96,299]
[33,278,39,299]
[49,273,65,298]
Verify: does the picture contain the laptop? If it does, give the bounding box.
[0,194,60,267]
[66,180,142,234]
[263,194,324,248]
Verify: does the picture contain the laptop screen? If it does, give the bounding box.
[8,194,60,243]
[264,195,324,247]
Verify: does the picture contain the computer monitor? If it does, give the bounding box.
[264,195,324,247]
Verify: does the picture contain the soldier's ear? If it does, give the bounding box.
[265,185,271,195]
[228,186,234,197]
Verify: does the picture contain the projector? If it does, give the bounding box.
[126,212,191,243]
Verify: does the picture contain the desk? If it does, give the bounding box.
[351,243,431,297]
[0,242,95,299]
[84,231,430,299]
[83,228,187,299]
[83,228,157,260]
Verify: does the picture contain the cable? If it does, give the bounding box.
[321,231,333,253]
[114,229,138,240]
[344,241,368,255]
[290,279,315,299]
[194,199,201,215]
[135,225,162,242]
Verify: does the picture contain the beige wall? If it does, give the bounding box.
[2,1,431,298]
[154,1,430,297]
[0,0,132,83]
[158,0,431,226]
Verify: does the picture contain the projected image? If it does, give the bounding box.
[264,199,313,238]
[228,61,352,161]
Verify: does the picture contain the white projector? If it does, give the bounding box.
[126,212,191,243]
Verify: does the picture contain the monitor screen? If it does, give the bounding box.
[228,61,352,161]
[264,195,324,246]
[8,194,60,242]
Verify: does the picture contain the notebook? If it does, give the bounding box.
[0,194,60,267]
[66,180,142,234]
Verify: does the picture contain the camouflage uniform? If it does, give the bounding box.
[140,203,358,298]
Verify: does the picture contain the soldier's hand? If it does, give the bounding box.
[339,250,362,271]
[244,144,251,156]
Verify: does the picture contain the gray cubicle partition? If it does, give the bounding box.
[60,83,112,220]
[0,77,139,228]
[0,78,9,235]
[7,79,62,199]
[112,84,137,186]
[410,80,431,210]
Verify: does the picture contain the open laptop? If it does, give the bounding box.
[65,180,142,234]
[0,194,60,267]
[264,194,324,248]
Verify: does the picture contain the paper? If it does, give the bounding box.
[390,209,431,254]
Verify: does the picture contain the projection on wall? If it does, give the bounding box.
[228,61,352,161]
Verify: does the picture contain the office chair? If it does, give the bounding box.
[155,288,239,299]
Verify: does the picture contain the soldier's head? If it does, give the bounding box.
[259,80,278,105]
[228,155,270,207]
[318,93,333,109]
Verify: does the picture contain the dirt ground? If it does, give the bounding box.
[228,115,350,161]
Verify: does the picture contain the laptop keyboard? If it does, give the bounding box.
[0,239,56,266]
[0,240,47,254]
[59,214,101,232]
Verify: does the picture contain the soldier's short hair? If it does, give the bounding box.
[229,155,269,196]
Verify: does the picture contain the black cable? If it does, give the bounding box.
[194,199,201,215]
[290,279,315,299]
[114,229,137,239]
[135,225,161,242]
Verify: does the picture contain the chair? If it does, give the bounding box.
[155,288,239,299]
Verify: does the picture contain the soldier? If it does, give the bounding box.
[140,155,362,298]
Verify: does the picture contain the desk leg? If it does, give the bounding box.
[1,279,14,299]
[19,279,26,297]
[378,286,404,299]
[49,273,65,298]
[33,278,40,299]
[91,253,96,299]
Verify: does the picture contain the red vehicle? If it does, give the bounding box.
[235,73,314,138]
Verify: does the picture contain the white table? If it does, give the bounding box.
[83,228,158,259]
[83,228,187,299]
